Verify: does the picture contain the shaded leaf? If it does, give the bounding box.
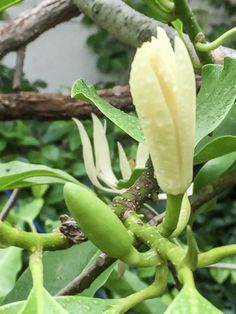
[194,136,236,164]
[196,58,236,144]
[3,243,98,303]
[0,247,22,303]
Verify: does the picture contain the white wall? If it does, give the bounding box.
[2,0,115,92]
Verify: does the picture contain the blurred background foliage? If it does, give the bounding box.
[1,1,236,312]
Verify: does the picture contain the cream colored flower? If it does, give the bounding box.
[129,27,196,195]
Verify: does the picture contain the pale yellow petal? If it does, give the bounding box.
[150,29,177,119]
[174,37,196,191]
[130,43,181,194]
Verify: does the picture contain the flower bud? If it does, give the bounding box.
[129,27,196,195]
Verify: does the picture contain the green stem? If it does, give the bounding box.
[125,212,184,266]
[178,267,195,288]
[174,0,214,64]
[160,194,183,238]
[30,249,43,289]
[123,246,162,267]
[195,27,236,52]
[115,263,168,313]
[198,244,236,268]
[0,221,72,251]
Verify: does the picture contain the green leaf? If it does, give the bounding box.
[81,263,117,297]
[15,199,44,223]
[71,80,144,143]
[0,296,120,314]
[18,288,68,314]
[117,168,144,188]
[0,161,78,190]
[171,19,183,37]
[42,145,60,161]
[191,153,236,221]
[0,0,22,12]
[164,286,223,314]
[196,57,236,144]
[4,243,98,303]
[194,136,236,164]
[0,247,22,304]
[194,152,236,192]
[210,268,230,284]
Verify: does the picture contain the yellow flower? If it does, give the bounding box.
[129,27,196,195]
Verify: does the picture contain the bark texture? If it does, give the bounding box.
[0,0,80,59]
[0,85,133,120]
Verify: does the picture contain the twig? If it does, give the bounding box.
[12,47,26,90]
[0,86,133,120]
[56,253,115,296]
[0,189,20,221]
[0,0,80,59]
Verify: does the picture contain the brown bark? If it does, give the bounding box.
[0,85,133,120]
[0,0,80,59]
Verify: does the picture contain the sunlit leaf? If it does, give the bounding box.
[71,80,144,143]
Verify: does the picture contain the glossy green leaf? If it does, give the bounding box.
[18,288,68,314]
[71,80,144,143]
[0,161,78,191]
[194,136,236,164]
[0,0,22,12]
[196,58,236,144]
[191,153,236,221]
[194,152,236,192]
[0,247,22,303]
[3,243,98,303]
[0,296,120,314]
[164,286,222,314]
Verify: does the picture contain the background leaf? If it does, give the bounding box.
[106,268,166,314]
[196,58,236,144]
[0,247,22,304]
[3,242,98,303]
[194,136,236,164]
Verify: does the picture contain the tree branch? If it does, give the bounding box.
[0,0,80,59]
[56,253,115,296]
[0,86,133,120]
[73,0,236,64]
[0,0,235,64]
